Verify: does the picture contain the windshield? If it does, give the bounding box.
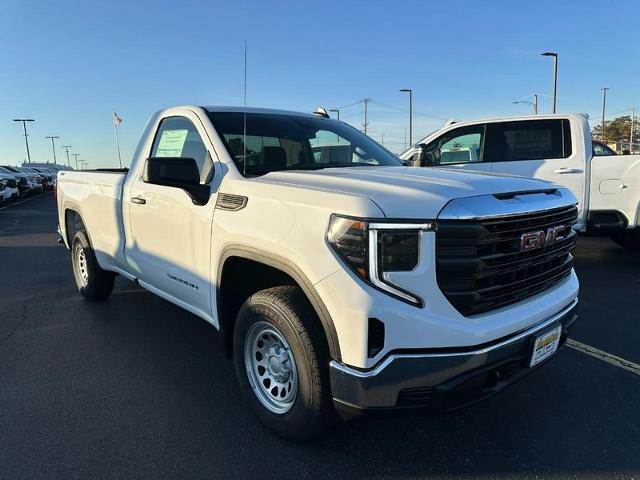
[0,166,18,174]
[208,112,402,176]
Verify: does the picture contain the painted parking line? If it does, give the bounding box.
[567,339,640,376]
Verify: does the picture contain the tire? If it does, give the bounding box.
[611,230,640,251]
[233,285,337,441]
[71,230,115,301]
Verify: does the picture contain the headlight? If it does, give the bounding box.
[327,215,434,307]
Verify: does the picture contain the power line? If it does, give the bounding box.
[368,99,449,121]
[334,99,365,110]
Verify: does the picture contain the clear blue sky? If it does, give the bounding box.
[2,0,639,168]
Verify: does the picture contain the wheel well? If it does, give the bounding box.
[217,255,340,360]
[64,209,86,245]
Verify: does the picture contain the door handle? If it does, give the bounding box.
[131,196,147,205]
[554,167,583,174]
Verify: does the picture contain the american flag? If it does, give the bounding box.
[113,112,122,126]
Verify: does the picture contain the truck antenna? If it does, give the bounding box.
[243,40,247,177]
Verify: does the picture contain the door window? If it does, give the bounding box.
[424,125,484,165]
[593,142,616,156]
[485,119,572,162]
[150,116,213,182]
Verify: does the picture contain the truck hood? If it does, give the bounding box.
[259,167,559,218]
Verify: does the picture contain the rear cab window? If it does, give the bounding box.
[485,119,572,162]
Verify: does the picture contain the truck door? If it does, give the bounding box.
[126,114,216,317]
[421,124,492,173]
[487,119,586,217]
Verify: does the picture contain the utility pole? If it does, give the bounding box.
[45,136,60,164]
[541,52,558,113]
[399,89,413,145]
[71,153,80,170]
[363,97,370,135]
[381,131,384,146]
[533,94,538,115]
[13,118,35,163]
[600,87,609,142]
[61,145,72,167]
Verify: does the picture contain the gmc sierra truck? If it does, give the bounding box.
[57,106,579,440]
[400,113,640,250]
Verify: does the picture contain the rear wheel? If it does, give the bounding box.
[233,286,337,441]
[71,230,115,300]
[611,230,640,251]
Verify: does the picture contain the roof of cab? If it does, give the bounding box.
[203,106,319,118]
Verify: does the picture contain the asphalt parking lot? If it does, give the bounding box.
[1,193,639,479]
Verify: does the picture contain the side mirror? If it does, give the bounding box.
[411,143,434,167]
[143,157,211,205]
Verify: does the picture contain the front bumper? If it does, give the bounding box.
[330,300,577,416]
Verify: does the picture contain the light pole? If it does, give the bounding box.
[329,109,340,121]
[71,153,80,170]
[600,87,609,142]
[45,136,60,164]
[61,145,72,167]
[13,118,35,163]
[541,52,558,113]
[399,89,413,145]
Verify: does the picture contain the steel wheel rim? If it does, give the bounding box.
[74,245,89,287]
[244,321,298,414]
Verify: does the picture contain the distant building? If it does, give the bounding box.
[21,162,74,171]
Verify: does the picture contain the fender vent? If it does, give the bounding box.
[216,193,248,211]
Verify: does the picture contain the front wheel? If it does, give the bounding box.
[233,286,337,441]
[71,230,115,301]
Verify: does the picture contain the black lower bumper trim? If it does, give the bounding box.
[330,304,577,417]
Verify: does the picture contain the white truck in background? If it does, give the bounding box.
[57,105,579,440]
[401,113,640,250]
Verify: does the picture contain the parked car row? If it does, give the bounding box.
[0,164,60,203]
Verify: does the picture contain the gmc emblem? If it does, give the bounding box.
[520,225,569,252]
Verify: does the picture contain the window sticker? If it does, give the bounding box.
[156,129,188,157]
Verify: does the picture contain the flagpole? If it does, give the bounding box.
[113,110,123,168]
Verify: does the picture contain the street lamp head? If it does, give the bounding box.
[329,109,339,113]
[541,52,557,57]
[13,118,34,122]
[399,88,411,93]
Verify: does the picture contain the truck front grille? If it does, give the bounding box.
[436,205,578,316]
[7,179,17,188]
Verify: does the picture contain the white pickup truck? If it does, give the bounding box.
[401,113,640,249]
[57,105,579,440]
